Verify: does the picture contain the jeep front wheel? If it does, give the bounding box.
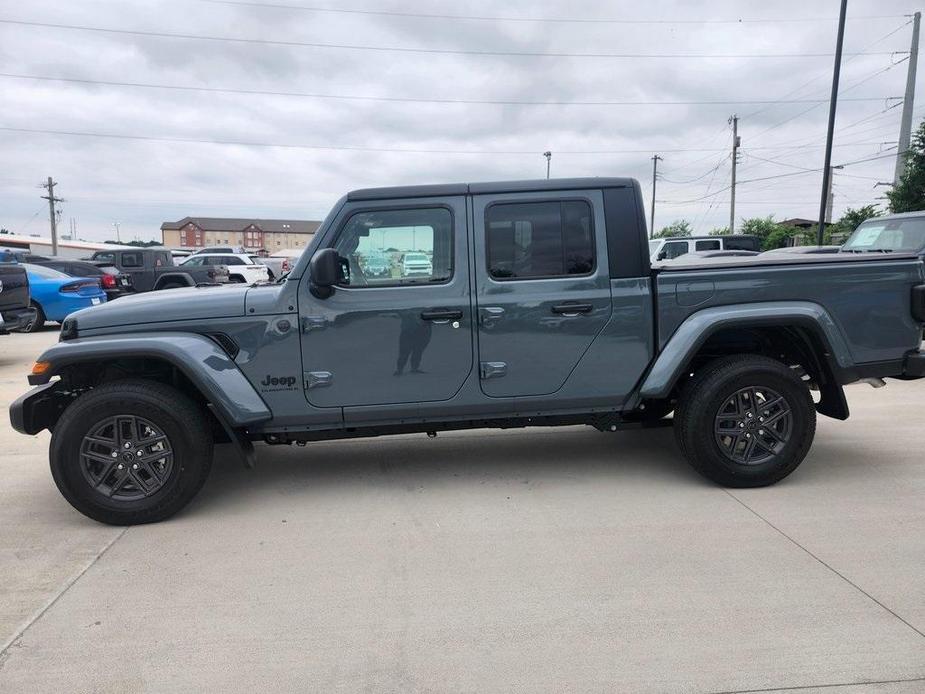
[50,380,213,525]
[674,355,816,488]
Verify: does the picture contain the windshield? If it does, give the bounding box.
[404,253,429,262]
[23,263,69,279]
[648,240,660,254]
[842,218,925,253]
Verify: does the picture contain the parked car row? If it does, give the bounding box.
[1,260,108,334]
[0,244,280,333]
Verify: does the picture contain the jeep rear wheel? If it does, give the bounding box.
[674,355,815,488]
[50,380,213,525]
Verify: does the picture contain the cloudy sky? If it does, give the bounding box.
[1,0,922,242]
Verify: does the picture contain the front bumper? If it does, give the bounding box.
[9,382,66,435]
[0,306,37,334]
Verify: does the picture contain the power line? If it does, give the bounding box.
[199,1,908,25]
[0,19,907,60]
[748,58,907,144]
[0,125,898,155]
[660,152,896,204]
[740,18,913,120]
[0,73,897,107]
[659,157,727,184]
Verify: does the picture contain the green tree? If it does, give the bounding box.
[829,204,880,237]
[763,225,806,250]
[888,119,925,213]
[654,219,693,238]
[708,226,730,236]
[738,216,805,250]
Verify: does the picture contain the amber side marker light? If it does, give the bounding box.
[31,361,51,376]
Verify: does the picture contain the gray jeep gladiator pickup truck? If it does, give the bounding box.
[9,178,925,525]
[88,247,229,292]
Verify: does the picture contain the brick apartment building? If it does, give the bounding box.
[160,217,321,252]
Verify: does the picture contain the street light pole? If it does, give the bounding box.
[816,0,849,246]
[544,151,552,179]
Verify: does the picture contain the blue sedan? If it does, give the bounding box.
[20,263,107,333]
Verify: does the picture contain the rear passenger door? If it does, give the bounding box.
[117,251,151,291]
[472,190,611,397]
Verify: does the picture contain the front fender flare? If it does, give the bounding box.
[26,332,272,428]
[639,301,854,401]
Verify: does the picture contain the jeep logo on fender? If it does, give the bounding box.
[260,374,297,390]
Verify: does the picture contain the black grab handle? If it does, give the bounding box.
[421,309,463,321]
[550,303,593,315]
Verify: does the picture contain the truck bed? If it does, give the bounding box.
[654,252,925,367]
[655,250,921,272]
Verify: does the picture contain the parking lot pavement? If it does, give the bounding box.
[0,329,923,693]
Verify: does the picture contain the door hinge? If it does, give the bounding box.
[480,361,507,379]
[302,316,327,332]
[305,371,333,389]
[479,306,505,327]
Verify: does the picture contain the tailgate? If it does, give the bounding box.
[0,264,30,311]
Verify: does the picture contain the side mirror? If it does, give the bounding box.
[309,248,341,299]
[656,250,667,261]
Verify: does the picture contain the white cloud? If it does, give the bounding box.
[0,0,919,240]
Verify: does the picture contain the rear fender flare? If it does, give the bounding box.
[154,273,194,289]
[638,302,854,417]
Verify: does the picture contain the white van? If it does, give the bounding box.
[649,235,761,263]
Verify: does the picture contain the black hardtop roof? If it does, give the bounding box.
[655,234,759,241]
[91,247,167,256]
[346,177,636,201]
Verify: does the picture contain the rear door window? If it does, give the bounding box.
[121,252,143,268]
[485,200,594,280]
[695,239,721,251]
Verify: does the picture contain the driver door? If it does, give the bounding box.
[299,197,473,409]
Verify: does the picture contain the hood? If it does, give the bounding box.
[69,284,250,331]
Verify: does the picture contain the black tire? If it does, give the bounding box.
[157,281,186,290]
[229,275,245,283]
[50,380,213,525]
[674,355,815,488]
[19,301,45,333]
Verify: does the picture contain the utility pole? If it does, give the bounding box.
[650,154,662,238]
[729,115,740,234]
[112,221,121,243]
[40,177,63,255]
[825,165,844,223]
[894,11,920,184]
[543,151,552,179]
[817,0,848,246]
